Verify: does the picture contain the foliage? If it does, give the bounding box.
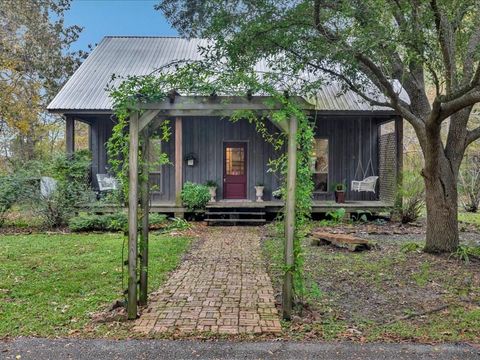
[162,217,192,232]
[458,212,480,229]
[331,182,347,192]
[0,174,25,226]
[0,0,86,166]
[32,150,92,227]
[205,180,218,188]
[156,0,480,253]
[450,245,480,264]
[0,232,191,337]
[69,211,168,232]
[325,208,346,223]
[106,71,176,204]
[401,242,423,253]
[395,170,425,224]
[181,182,211,211]
[458,153,480,212]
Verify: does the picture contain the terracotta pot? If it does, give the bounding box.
[335,190,345,203]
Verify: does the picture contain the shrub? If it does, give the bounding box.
[68,213,110,232]
[34,150,92,227]
[0,175,24,226]
[0,167,39,227]
[326,208,346,223]
[458,154,480,212]
[69,211,168,232]
[181,182,211,211]
[395,170,425,223]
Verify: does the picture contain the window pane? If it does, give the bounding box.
[226,147,245,175]
[312,139,328,192]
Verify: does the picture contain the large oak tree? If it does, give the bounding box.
[157,0,480,252]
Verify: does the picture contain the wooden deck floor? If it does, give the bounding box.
[150,200,393,213]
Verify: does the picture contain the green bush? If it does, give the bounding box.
[35,150,92,227]
[68,213,110,232]
[69,211,168,232]
[181,181,211,211]
[0,175,22,226]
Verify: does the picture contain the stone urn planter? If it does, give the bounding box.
[254,185,265,202]
[205,181,217,202]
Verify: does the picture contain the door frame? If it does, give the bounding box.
[222,140,249,199]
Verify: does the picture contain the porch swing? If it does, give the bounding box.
[351,123,379,193]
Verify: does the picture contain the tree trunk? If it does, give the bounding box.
[423,162,459,253]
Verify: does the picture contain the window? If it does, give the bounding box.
[148,138,162,194]
[312,138,329,192]
[225,146,245,175]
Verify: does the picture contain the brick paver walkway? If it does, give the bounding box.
[134,226,281,335]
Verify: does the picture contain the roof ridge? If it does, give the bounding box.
[103,35,202,39]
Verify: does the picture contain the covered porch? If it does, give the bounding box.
[149,199,393,214]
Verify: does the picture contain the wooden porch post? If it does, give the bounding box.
[283,116,297,321]
[127,111,139,319]
[395,117,403,208]
[65,116,75,155]
[175,116,183,211]
[139,129,150,306]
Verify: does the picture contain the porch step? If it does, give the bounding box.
[205,211,266,216]
[205,206,267,226]
[205,218,266,223]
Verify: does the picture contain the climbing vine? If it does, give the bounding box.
[106,61,314,300]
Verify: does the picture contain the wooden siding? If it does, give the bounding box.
[81,113,396,202]
[151,117,283,202]
[313,115,388,201]
[85,116,114,189]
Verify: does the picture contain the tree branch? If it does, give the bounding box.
[430,0,457,93]
[466,126,480,147]
[463,19,480,83]
[440,86,480,120]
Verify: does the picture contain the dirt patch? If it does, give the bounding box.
[262,221,480,343]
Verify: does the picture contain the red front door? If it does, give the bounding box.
[223,142,247,199]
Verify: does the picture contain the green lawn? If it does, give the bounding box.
[0,232,191,338]
[459,211,480,228]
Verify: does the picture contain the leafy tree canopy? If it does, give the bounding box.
[157,0,480,252]
[0,0,85,165]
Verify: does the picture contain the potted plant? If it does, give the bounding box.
[333,182,346,203]
[254,183,265,202]
[205,180,217,202]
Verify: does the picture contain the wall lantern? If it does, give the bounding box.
[184,153,197,167]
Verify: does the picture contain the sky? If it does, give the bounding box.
[64,0,177,52]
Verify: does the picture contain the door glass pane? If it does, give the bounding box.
[226,147,245,175]
[312,138,328,192]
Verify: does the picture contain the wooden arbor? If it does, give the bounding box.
[126,95,313,320]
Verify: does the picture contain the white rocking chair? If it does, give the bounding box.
[351,176,378,193]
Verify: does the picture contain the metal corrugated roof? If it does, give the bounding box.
[47,36,401,113]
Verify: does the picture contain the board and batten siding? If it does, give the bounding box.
[82,113,395,203]
[151,116,284,203]
[313,115,391,202]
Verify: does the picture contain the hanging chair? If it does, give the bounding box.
[351,176,379,193]
[351,121,378,193]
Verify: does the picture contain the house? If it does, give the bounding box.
[47,36,403,216]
